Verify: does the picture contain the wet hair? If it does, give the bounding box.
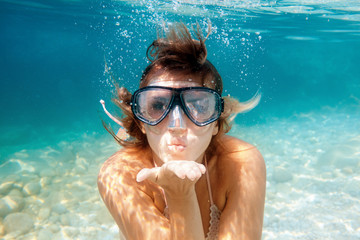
[104,22,261,149]
[139,23,222,93]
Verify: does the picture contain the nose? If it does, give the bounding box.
[168,105,186,130]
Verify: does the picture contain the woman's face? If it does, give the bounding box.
[142,75,218,165]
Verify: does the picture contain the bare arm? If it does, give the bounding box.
[98,151,206,240]
[137,160,206,240]
[98,151,169,239]
[218,147,266,240]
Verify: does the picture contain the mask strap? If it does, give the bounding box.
[100,99,124,128]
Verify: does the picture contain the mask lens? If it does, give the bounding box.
[132,86,223,126]
[133,88,172,124]
[182,90,220,124]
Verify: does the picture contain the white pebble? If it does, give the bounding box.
[49,224,60,233]
[38,228,53,240]
[4,212,34,235]
[38,207,51,220]
[0,182,13,195]
[273,167,293,183]
[23,182,41,196]
[40,169,56,178]
[0,195,24,217]
[52,203,68,214]
[60,214,71,226]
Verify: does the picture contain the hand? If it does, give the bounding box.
[136,161,206,197]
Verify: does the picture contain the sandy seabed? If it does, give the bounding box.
[0,109,359,240]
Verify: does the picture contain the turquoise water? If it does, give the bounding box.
[1,0,360,239]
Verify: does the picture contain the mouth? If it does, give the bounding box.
[168,144,185,152]
[167,140,186,152]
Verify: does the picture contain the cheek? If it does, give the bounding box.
[188,122,217,149]
[190,122,217,137]
[143,120,167,135]
[144,124,166,153]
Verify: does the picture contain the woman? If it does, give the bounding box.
[98,23,266,240]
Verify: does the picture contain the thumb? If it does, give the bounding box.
[136,168,159,183]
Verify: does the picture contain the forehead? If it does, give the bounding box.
[148,76,202,88]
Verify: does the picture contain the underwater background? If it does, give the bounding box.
[0,0,359,239]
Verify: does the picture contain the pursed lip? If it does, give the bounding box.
[167,139,186,152]
[168,139,186,146]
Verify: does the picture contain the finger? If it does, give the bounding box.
[175,163,200,181]
[193,167,203,180]
[174,167,186,180]
[186,169,197,181]
[186,165,204,181]
[136,168,149,182]
[136,168,159,183]
[166,162,186,179]
[197,163,206,174]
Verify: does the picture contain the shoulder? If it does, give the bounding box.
[217,135,257,153]
[215,135,266,189]
[216,135,263,162]
[98,149,136,181]
[215,136,266,239]
[98,147,152,195]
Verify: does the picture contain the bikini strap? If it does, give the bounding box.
[204,156,215,206]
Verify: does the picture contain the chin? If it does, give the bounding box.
[162,152,191,161]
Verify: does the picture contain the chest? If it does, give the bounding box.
[150,159,228,233]
[195,171,226,233]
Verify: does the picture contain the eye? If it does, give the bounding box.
[146,97,169,116]
[151,99,167,111]
[193,99,209,111]
[185,100,207,115]
[194,102,208,112]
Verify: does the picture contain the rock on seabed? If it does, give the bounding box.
[3,212,34,235]
[273,166,293,183]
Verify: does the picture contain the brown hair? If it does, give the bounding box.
[104,22,260,149]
